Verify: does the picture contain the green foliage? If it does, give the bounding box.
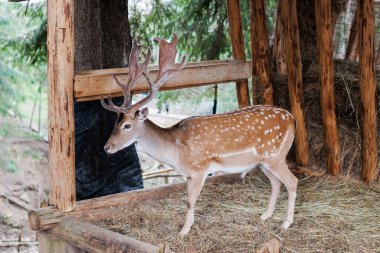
[0,2,47,117]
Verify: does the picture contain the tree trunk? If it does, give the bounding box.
[357,0,378,182]
[227,0,251,108]
[315,0,341,176]
[280,0,310,167]
[250,0,274,105]
[345,7,359,60]
[74,0,143,200]
[272,1,287,75]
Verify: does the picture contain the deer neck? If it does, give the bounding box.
[136,119,178,166]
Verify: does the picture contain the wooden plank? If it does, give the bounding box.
[358,0,378,182]
[250,0,274,105]
[47,0,76,211]
[74,60,251,102]
[28,173,242,231]
[315,0,341,176]
[227,0,251,108]
[52,217,163,253]
[280,0,310,167]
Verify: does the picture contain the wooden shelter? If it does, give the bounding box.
[29,0,378,252]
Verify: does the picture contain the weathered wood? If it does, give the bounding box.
[249,3,257,104]
[74,60,251,101]
[280,0,310,166]
[52,217,163,253]
[345,7,359,60]
[227,0,251,108]
[250,0,274,105]
[38,232,84,253]
[28,173,242,231]
[273,1,287,75]
[315,0,341,176]
[357,0,378,182]
[47,0,76,211]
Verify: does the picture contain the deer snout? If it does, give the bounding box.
[104,143,114,154]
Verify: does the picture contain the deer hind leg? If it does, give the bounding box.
[260,165,282,221]
[180,172,206,236]
[268,160,298,229]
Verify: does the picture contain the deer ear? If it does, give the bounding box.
[137,108,149,121]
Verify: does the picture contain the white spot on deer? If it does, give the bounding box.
[261,120,265,125]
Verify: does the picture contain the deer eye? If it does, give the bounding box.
[123,124,131,130]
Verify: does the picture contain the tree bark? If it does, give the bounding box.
[227,0,251,108]
[345,7,359,60]
[357,0,378,182]
[74,0,143,201]
[280,0,310,166]
[315,0,341,176]
[273,1,287,75]
[250,0,274,105]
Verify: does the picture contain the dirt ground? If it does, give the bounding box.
[0,117,47,253]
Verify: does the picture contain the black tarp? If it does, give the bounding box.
[74,98,143,200]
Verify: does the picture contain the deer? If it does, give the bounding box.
[101,34,298,236]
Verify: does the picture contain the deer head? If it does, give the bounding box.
[101,34,187,154]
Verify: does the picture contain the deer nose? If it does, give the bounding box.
[104,144,111,153]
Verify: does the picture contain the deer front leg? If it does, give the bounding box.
[260,165,282,221]
[180,173,206,236]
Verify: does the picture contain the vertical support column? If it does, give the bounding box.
[250,0,274,105]
[47,0,76,211]
[345,8,359,60]
[315,0,341,175]
[227,0,251,108]
[280,0,310,166]
[273,1,287,75]
[357,0,378,182]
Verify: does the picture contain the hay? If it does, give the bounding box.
[94,171,380,253]
[270,59,380,177]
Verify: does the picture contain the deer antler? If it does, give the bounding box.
[126,34,187,117]
[101,34,186,117]
[100,40,151,113]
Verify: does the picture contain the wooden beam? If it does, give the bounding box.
[280,0,310,166]
[358,0,378,182]
[315,0,341,176]
[28,173,242,231]
[227,0,251,108]
[74,60,251,101]
[250,0,274,105]
[51,217,163,253]
[47,0,76,211]
[345,8,359,60]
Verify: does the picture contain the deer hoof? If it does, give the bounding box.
[260,212,273,221]
[281,219,293,230]
[179,227,190,236]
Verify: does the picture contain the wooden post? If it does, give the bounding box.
[249,2,257,105]
[273,1,287,75]
[345,8,359,60]
[227,0,251,108]
[315,0,341,175]
[47,0,76,211]
[250,0,274,105]
[357,0,378,182]
[280,0,310,166]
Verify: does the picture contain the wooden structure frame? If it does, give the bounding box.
[30,0,378,252]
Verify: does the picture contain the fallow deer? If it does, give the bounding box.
[101,34,298,235]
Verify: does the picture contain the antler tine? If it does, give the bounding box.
[153,33,187,86]
[100,95,124,113]
[127,34,187,117]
